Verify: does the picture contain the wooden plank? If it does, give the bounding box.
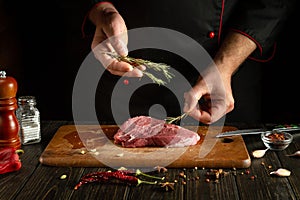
[39,125,251,169]
[3,121,298,200]
[237,134,297,200]
[277,134,300,200]
[0,121,58,200]
[70,168,130,200]
[127,169,184,200]
[185,168,239,200]
[14,165,85,200]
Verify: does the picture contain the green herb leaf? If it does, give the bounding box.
[165,113,189,124]
[102,52,175,85]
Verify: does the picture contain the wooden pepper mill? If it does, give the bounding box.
[0,71,21,149]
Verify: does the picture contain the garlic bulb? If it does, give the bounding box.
[270,168,291,177]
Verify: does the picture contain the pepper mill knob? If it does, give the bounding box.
[0,71,18,99]
[0,70,21,149]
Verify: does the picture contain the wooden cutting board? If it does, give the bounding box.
[39,125,251,169]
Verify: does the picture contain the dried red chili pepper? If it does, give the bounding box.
[74,170,158,190]
[0,147,24,175]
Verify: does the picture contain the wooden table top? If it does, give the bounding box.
[0,121,299,200]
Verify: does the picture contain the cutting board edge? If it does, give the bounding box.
[39,157,252,169]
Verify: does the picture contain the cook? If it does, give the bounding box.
[83,0,295,124]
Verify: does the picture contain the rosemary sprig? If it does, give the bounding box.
[103,51,174,85]
[142,71,167,85]
[165,112,189,124]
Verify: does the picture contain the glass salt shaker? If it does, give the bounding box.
[16,96,41,145]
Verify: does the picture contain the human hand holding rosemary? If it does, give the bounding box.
[103,51,175,85]
[103,51,189,124]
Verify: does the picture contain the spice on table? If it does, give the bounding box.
[74,170,160,190]
[60,174,67,180]
[0,147,24,175]
[159,182,175,191]
[178,171,186,179]
[266,131,286,141]
[245,169,250,175]
[205,169,226,183]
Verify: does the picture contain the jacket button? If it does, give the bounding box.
[208,32,215,39]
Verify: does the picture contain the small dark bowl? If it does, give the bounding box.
[261,130,293,151]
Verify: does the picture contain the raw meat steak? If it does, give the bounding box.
[114,116,200,148]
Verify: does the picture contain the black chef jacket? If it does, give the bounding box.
[82,0,295,124]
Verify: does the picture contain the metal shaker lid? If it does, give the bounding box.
[18,96,36,105]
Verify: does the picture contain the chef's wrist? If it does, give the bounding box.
[213,60,236,80]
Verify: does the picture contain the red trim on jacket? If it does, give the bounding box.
[81,1,113,39]
[81,12,89,38]
[248,43,277,63]
[229,28,263,54]
[218,0,225,44]
[229,28,276,62]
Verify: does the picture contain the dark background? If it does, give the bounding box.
[0,1,299,124]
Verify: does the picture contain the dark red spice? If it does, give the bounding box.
[266,131,285,141]
[159,182,175,191]
[74,170,159,190]
[205,169,225,183]
[0,147,24,174]
[74,170,138,190]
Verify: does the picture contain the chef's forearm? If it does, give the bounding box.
[213,31,257,79]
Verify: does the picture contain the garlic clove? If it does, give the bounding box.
[286,150,300,157]
[252,148,269,158]
[270,168,291,177]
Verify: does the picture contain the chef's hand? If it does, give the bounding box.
[183,67,234,124]
[183,31,257,124]
[89,2,144,77]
